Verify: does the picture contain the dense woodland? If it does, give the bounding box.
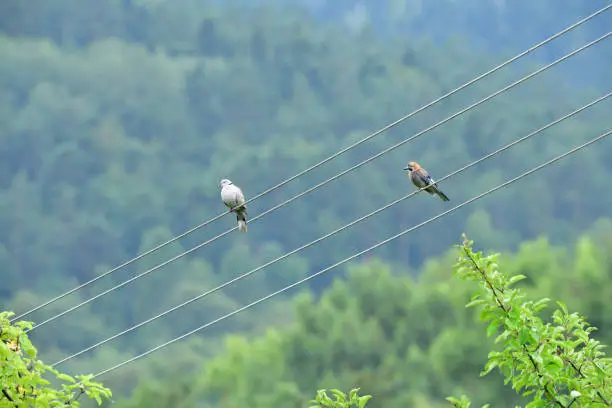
[0,0,611,406]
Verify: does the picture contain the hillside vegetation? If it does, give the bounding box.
[0,1,610,405]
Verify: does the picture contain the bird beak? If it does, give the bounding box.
[403,167,410,171]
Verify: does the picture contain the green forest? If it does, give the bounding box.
[0,0,610,406]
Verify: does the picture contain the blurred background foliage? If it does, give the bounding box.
[0,0,610,406]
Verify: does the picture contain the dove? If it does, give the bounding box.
[403,161,450,201]
[220,179,248,233]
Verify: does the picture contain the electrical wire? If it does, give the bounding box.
[87,129,611,380]
[12,3,611,324]
[51,91,612,367]
[27,31,611,333]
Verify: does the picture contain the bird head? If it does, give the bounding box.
[403,161,419,172]
[220,179,233,188]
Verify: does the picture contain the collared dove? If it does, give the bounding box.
[403,161,450,201]
[220,179,248,232]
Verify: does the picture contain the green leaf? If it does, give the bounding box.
[556,301,568,314]
[482,359,499,376]
[330,389,346,402]
[358,395,372,408]
[508,274,527,285]
[518,328,533,345]
[466,298,486,308]
[486,321,501,337]
[56,373,76,384]
[545,355,564,372]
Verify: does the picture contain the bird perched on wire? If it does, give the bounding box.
[403,161,450,201]
[220,179,248,233]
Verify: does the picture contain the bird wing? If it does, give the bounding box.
[421,169,443,188]
[222,185,246,208]
[412,170,431,188]
[221,186,236,206]
[419,168,433,183]
[234,186,246,206]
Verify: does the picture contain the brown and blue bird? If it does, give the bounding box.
[404,161,450,201]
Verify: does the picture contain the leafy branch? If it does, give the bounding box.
[448,235,612,408]
[310,388,371,408]
[0,311,112,407]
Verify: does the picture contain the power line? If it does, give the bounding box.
[27,31,610,333]
[88,129,611,380]
[51,92,612,368]
[12,3,611,324]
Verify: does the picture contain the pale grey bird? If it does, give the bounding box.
[220,179,248,233]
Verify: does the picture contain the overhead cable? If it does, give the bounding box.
[12,3,610,323]
[87,128,612,380]
[27,31,611,333]
[51,91,612,367]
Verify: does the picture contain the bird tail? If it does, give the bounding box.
[436,189,450,201]
[236,209,248,233]
[237,220,247,233]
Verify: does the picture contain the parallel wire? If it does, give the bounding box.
[27,32,611,333]
[12,3,611,324]
[89,129,612,380]
[51,92,612,367]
